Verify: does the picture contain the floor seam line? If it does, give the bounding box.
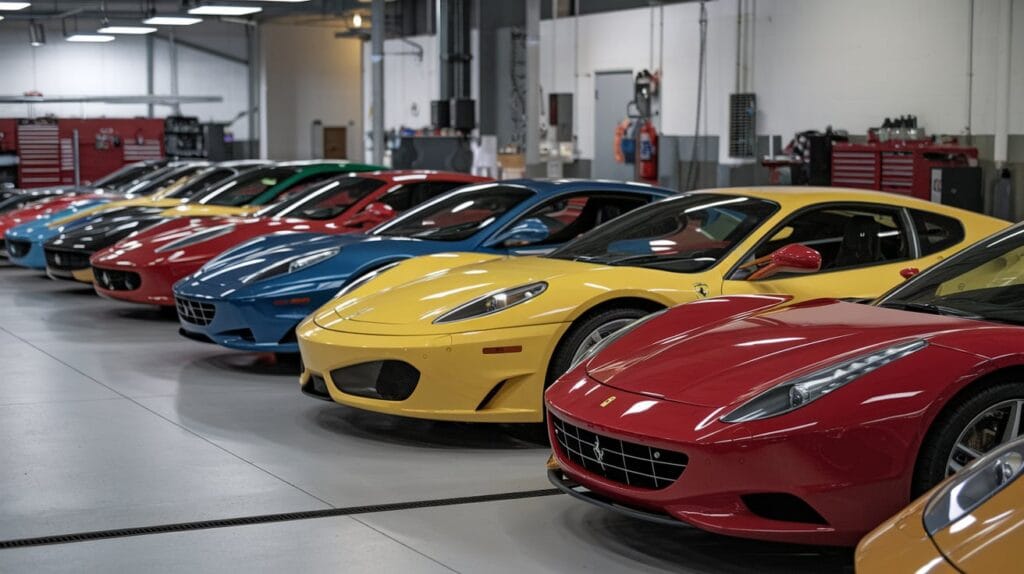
[349,515,461,574]
[0,323,337,511]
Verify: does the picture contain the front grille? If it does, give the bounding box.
[45,249,90,271]
[552,415,688,490]
[6,239,30,258]
[95,268,142,291]
[175,296,216,326]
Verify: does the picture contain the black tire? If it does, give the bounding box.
[546,306,653,387]
[912,380,1024,497]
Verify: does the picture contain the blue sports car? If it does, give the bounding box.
[173,179,673,354]
[4,199,114,268]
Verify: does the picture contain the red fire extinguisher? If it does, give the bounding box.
[638,120,658,182]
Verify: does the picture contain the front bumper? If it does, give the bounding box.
[175,292,334,353]
[545,377,920,546]
[297,321,569,423]
[93,261,201,306]
[5,237,46,269]
[44,247,95,283]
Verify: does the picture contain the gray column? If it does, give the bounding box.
[371,0,385,165]
[525,0,540,165]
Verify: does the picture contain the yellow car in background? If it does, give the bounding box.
[857,436,1024,573]
[298,187,1008,423]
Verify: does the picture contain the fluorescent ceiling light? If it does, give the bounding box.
[142,15,203,26]
[98,26,157,35]
[0,2,31,11]
[66,34,115,43]
[0,15,5,21]
[188,5,262,16]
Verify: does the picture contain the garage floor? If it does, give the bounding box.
[0,266,854,573]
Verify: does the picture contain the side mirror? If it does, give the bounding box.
[900,267,920,280]
[490,217,550,247]
[345,202,396,228]
[744,243,822,281]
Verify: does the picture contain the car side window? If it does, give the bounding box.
[379,181,466,212]
[743,205,910,277]
[505,193,650,247]
[911,209,965,256]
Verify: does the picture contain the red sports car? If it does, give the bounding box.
[545,222,1024,546]
[90,171,488,306]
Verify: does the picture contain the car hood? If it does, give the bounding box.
[587,299,991,407]
[322,256,599,327]
[46,206,171,252]
[97,216,337,267]
[4,200,111,240]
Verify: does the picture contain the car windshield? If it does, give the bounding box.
[878,225,1024,325]
[163,167,240,200]
[373,184,534,241]
[256,176,384,220]
[194,167,301,206]
[117,164,206,197]
[93,162,164,189]
[547,193,779,273]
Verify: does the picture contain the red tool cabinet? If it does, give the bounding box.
[1,118,165,188]
[831,140,978,201]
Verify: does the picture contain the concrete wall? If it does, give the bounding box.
[0,24,251,140]
[261,24,364,161]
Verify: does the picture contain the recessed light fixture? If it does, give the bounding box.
[352,13,362,27]
[66,34,115,43]
[0,2,31,11]
[142,15,203,26]
[187,5,262,16]
[97,25,157,35]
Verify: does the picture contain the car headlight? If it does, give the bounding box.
[720,339,927,423]
[334,261,401,299]
[242,247,341,284]
[155,224,236,253]
[433,281,547,324]
[923,438,1024,535]
[569,309,666,371]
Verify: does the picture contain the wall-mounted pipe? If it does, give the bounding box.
[994,0,1012,166]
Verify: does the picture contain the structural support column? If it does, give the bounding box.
[994,0,1012,167]
[371,0,385,165]
[146,35,155,118]
[247,23,261,159]
[168,30,181,116]
[525,0,540,166]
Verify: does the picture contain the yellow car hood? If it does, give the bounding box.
[158,204,256,218]
[319,256,611,331]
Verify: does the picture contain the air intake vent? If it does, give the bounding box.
[729,92,757,158]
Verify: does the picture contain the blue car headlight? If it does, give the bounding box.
[721,339,928,423]
[241,247,341,284]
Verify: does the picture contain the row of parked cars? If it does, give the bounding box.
[2,158,1022,571]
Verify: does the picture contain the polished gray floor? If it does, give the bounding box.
[0,266,853,573]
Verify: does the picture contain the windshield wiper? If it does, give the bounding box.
[879,301,984,319]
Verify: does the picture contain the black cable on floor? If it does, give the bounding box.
[0,488,563,550]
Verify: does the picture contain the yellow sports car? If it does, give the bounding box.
[297,187,1008,423]
[856,436,1024,573]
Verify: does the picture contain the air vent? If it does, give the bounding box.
[729,93,757,158]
